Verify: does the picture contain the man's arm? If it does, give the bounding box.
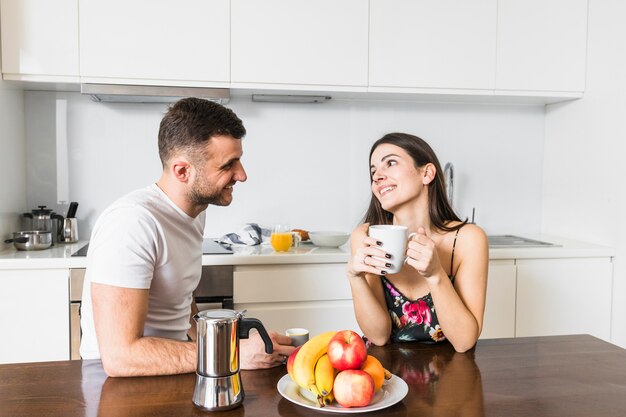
[92,282,196,377]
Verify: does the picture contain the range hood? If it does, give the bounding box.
[81,83,230,104]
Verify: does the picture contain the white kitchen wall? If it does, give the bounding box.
[0,64,25,243]
[543,0,626,348]
[24,91,545,240]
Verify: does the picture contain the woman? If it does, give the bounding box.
[347,133,488,352]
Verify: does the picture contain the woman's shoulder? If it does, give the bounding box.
[445,221,488,248]
[459,222,487,239]
[441,223,488,280]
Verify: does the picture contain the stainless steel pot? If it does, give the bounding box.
[4,231,52,251]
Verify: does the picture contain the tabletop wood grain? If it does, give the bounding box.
[1,334,625,416]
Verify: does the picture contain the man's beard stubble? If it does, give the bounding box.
[188,175,232,207]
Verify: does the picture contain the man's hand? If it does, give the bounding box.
[240,330,296,369]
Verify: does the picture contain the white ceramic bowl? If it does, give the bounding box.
[308,231,350,248]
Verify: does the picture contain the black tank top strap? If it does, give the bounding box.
[449,227,462,277]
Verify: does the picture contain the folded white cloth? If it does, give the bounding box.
[219,223,271,246]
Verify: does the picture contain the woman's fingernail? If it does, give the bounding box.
[385,254,392,259]
[376,241,383,246]
[385,263,392,268]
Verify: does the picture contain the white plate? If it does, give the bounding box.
[276,374,408,414]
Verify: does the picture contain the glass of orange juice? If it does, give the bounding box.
[271,224,293,252]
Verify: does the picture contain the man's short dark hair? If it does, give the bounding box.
[158,98,246,167]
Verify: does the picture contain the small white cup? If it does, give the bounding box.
[285,328,310,346]
[368,225,416,274]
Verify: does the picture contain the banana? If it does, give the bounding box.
[292,331,336,393]
[323,391,335,406]
[314,354,336,397]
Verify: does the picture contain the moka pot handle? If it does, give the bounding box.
[239,318,273,354]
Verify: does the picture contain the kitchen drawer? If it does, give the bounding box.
[234,264,350,303]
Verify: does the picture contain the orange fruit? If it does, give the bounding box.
[361,355,385,391]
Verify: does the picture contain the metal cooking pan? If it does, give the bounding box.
[4,231,52,251]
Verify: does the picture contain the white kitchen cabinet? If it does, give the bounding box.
[233,300,358,339]
[79,0,229,87]
[0,0,79,82]
[481,260,516,339]
[369,0,497,92]
[231,0,368,90]
[1,0,589,103]
[233,264,359,336]
[495,0,588,94]
[0,269,69,364]
[515,257,612,341]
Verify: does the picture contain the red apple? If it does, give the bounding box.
[327,330,367,371]
[333,370,375,408]
[286,345,302,382]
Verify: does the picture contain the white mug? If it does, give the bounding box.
[285,328,309,346]
[368,225,416,274]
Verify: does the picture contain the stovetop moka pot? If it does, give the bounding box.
[192,309,273,411]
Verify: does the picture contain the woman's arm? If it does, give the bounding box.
[406,225,488,352]
[346,223,394,346]
[348,272,391,346]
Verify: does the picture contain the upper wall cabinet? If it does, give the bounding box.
[1,0,589,102]
[369,0,497,92]
[230,0,368,91]
[79,0,229,87]
[0,0,79,82]
[495,0,588,94]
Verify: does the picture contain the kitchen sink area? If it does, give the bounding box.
[488,235,560,248]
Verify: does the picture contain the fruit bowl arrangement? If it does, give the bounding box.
[285,330,391,409]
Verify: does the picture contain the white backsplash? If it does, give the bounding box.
[24,91,545,240]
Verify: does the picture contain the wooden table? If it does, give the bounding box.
[1,335,626,416]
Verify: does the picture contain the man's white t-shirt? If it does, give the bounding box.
[80,184,205,359]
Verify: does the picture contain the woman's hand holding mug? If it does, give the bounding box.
[405,226,444,279]
[368,225,416,274]
[347,223,388,278]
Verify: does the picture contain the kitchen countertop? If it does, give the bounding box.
[0,240,351,270]
[0,241,90,269]
[1,334,625,417]
[201,242,351,266]
[0,234,614,270]
[487,233,615,259]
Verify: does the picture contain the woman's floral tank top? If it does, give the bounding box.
[382,276,449,343]
[381,227,461,343]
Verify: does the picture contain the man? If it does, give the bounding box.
[80,98,295,377]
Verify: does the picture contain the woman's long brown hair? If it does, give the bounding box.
[363,133,466,232]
